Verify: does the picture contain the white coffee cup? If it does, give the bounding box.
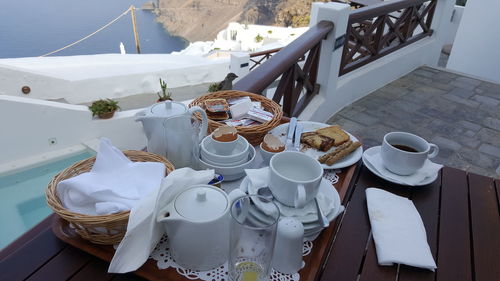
[381,132,439,175]
[269,151,323,208]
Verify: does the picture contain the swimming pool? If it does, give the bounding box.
[0,151,94,249]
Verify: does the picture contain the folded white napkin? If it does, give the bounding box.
[364,147,442,186]
[109,168,214,273]
[56,138,165,215]
[366,188,436,271]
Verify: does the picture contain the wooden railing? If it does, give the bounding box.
[249,48,282,71]
[340,0,437,75]
[249,48,306,71]
[234,20,334,117]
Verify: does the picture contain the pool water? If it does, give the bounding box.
[0,151,94,249]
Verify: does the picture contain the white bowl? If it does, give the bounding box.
[199,145,256,181]
[201,135,249,164]
[201,154,248,167]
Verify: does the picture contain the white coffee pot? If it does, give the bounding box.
[135,101,208,165]
[157,185,245,271]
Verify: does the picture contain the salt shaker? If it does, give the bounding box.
[271,217,304,274]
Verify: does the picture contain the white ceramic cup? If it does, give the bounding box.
[269,151,323,208]
[211,134,238,155]
[381,132,439,175]
[259,143,281,166]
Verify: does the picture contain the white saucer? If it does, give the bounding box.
[362,146,439,186]
[268,121,363,169]
[240,177,342,224]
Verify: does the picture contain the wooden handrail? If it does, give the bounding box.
[249,47,282,58]
[234,20,334,94]
[350,0,430,21]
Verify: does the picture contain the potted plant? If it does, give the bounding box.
[88,99,120,119]
[157,78,173,102]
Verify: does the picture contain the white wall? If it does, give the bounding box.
[0,54,229,104]
[0,96,146,173]
[444,5,465,45]
[448,0,500,84]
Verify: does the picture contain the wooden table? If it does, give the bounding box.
[1,163,499,281]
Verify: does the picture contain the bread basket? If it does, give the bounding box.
[189,90,283,146]
[46,150,174,245]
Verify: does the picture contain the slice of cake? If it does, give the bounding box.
[315,126,350,146]
[300,132,336,152]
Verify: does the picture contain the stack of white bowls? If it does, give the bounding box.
[199,134,256,181]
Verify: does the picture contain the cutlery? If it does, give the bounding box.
[293,123,303,151]
[257,187,274,200]
[286,117,297,150]
[314,197,329,228]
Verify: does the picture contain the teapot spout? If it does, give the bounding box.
[157,205,183,234]
[134,110,147,122]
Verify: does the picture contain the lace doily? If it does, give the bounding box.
[150,235,314,281]
[323,169,340,185]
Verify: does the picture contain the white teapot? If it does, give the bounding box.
[135,101,208,167]
[157,185,245,271]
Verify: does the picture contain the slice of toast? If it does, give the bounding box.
[300,132,336,152]
[315,125,350,146]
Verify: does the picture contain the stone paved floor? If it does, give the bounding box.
[327,66,500,179]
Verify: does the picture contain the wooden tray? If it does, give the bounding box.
[52,164,359,281]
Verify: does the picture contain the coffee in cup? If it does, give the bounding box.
[269,151,323,208]
[381,132,439,175]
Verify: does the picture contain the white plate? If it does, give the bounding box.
[240,177,342,224]
[268,121,363,169]
[362,146,439,186]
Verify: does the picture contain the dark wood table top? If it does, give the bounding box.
[1,163,499,281]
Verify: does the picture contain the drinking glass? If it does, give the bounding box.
[229,195,280,281]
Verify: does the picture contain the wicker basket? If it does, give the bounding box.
[46,150,174,245]
[189,90,283,146]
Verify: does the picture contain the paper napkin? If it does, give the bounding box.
[366,188,437,271]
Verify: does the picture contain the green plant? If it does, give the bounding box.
[255,34,264,43]
[208,83,219,92]
[267,30,272,34]
[88,99,120,117]
[157,78,173,101]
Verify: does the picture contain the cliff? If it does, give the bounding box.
[155,0,326,42]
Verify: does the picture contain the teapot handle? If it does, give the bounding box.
[188,106,208,142]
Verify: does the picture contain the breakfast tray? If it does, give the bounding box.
[51,163,358,281]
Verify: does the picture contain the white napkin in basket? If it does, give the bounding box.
[56,138,165,215]
[108,168,214,273]
[366,188,437,271]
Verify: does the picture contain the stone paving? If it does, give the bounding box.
[327,66,500,179]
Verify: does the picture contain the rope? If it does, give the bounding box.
[39,6,132,57]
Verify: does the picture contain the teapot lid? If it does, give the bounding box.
[150,100,187,117]
[175,185,228,222]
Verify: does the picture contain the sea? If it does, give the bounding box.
[0,0,187,59]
